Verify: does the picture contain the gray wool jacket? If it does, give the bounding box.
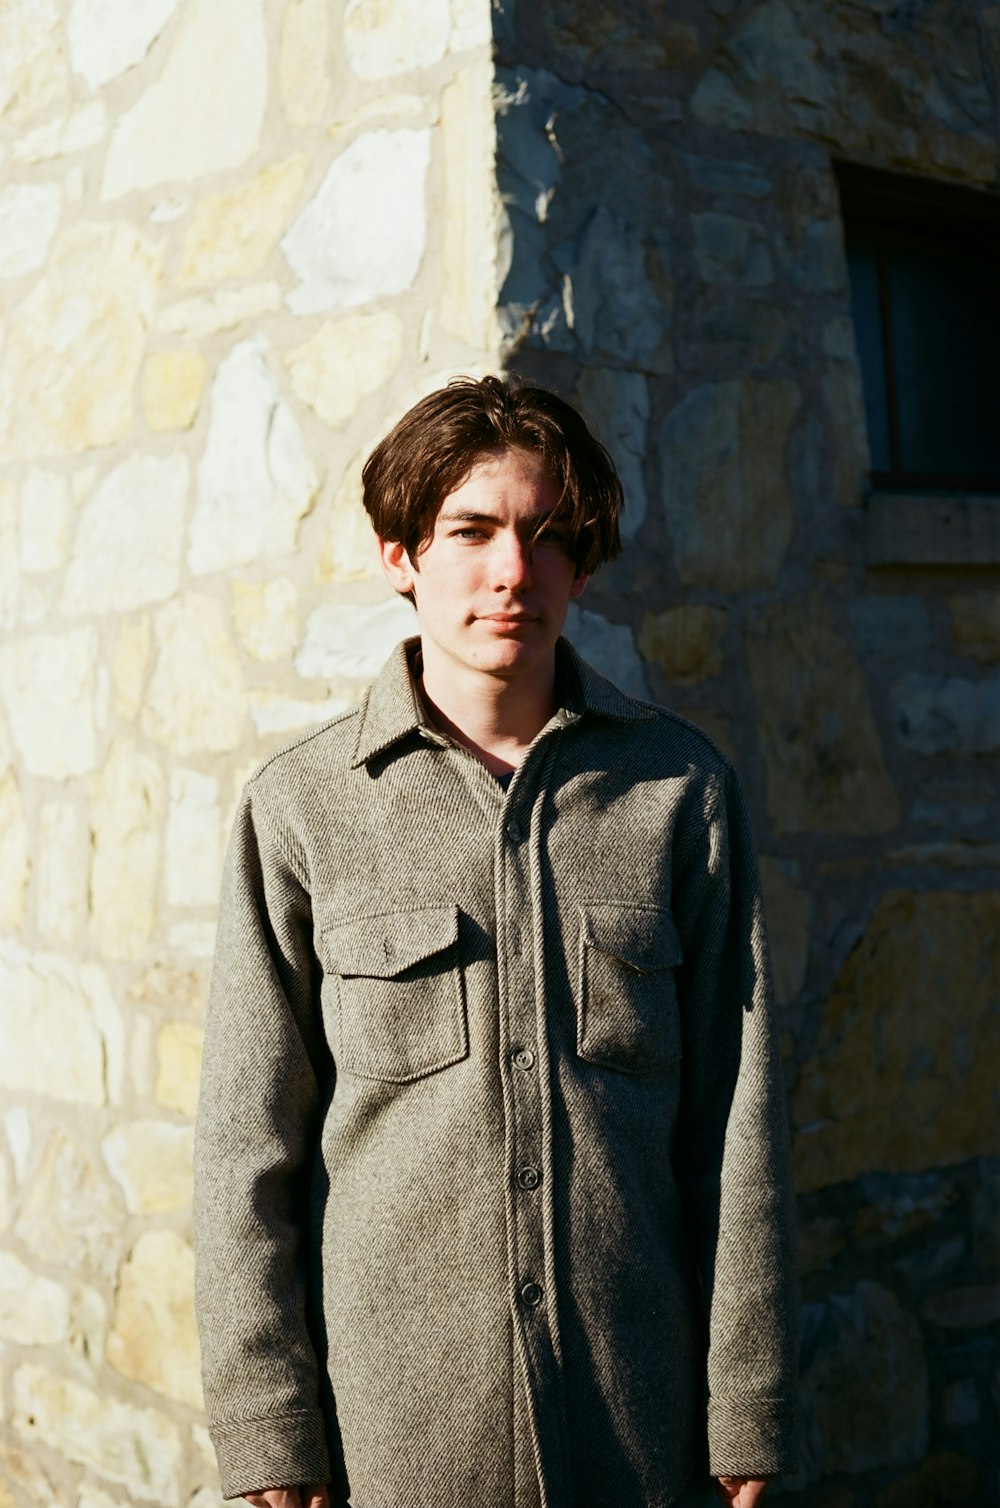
[194,638,799,1508]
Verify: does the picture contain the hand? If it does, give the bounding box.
[714,1477,770,1507]
[244,1486,330,1508]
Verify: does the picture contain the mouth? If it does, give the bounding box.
[479,613,538,629]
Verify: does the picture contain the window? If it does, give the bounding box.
[837,162,1000,491]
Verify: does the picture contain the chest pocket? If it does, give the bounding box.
[577,903,682,1077]
[321,904,468,1084]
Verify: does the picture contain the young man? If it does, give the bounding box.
[194,376,799,1508]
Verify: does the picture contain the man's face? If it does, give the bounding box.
[379,446,588,685]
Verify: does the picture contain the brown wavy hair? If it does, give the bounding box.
[361,374,623,576]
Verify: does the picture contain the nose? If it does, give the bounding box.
[489,530,533,591]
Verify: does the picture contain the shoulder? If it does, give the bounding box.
[245,704,363,808]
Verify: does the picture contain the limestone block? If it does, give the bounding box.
[112,614,153,720]
[0,770,29,929]
[343,0,450,78]
[848,595,932,665]
[282,129,432,313]
[102,1120,193,1214]
[0,183,61,280]
[167,920,217,957]
[691,1,831,133]
[108,1230,201,1407]
[0,1157,8,1229]
[286,311,404,428]
[0,0,68,123]
[0,1444,57,1507]
[316,459,381,582]
[692,212,773,286]
[19,469,69,572]
[537,1,698,72]
[250,693,351,737]
[101,0,267,200]
[142,349,205,432]
[142,594,248,756]
[823,362,869,508]
[0,1252,70,1346]
[177,156,309,288]
[279,0,330,127]
[13,1364,182,1503]
[67,0,180,91]
[64,454,189,615]
[891,672,1000,755]
[575,367,648,539]
[89,739,164,961]
[949,592,1000,663]
[130,962,207,1014]
[166,768,221,907]
[230,577,298,662]
[158,282,282,339]
[564,605,649,700]
[566,207,672,369]
[5,1107,32,1182]
[0,941,119,1106]
[796,1282,927,1484]
[9,99,108,164]
[450,0,492,50]
[297,596,418,682]
[661,379,799,591]
[680,152,772,198]
[155,1021,204,1117]
[758,857,812,1008]
[189,337,318,575]
[0,626,99,778]
[794,890,1000,1193]
[638,604,727,686]
[747,595,899,836]
[441,61,500,349]
[0,221,161,463]
[0,483,19,631]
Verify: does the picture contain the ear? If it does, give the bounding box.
[569,570,589,600]
[378,537,416,596]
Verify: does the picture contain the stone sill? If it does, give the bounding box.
[865,491,1000,566]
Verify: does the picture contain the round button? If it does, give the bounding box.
[506,818,522,843]
[513,1048,535,1071]
[521,1282,543,1309]
[517,1166,541,1190]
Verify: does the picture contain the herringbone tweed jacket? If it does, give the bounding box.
[194,638,799,1508]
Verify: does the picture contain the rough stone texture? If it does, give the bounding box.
[286,312,403,428]
[165,768,222,908]
[875,1454,979,1508]
[297,596,419,682]
[278,0,330,127]
[281,129,432,313]
[67,0,180,90]
[575,367,648,539]
[794,891,1000,1193]
[564,605,649,700]
[638,604,727,686]
[101,0,267,200]
[890,673,1000,756]
[10,98,108,164]
[158,282,282,339]
[101,1120,194,1214]
[141,595,248,756]
[13,1366,182,1504]
[747,595,900,836]
[344,0,451,79]
[796,1282,927,1483]
[176,156,308,288]
[36,801,88,945]
[0,771,29,930]
[155,1021,204,1118]
[758,857,812,1009]
[89,740,164,961]
[660,379,799,590]
[230,577,298,663]
[441,61,501,349]
[189,337,318,575]
[316,460,383,582]
[108,1231,201,1408]
[0,222,160,462]
[0,1252,70,1347]
[0,941,121,1107]
[0,182,62,281]
[19,468,70,574]
[0,0,68,124]
[64,454,189,615]
[0,626,99,780]
[141,349,206,432]
[949,592,1000,664]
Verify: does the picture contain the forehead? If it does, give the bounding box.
[435,446,561,520]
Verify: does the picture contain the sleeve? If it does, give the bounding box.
[671,762,800,1480]
[193,784,335,1500]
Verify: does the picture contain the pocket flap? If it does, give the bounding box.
[580,903,682,973]
[323,904,459,979]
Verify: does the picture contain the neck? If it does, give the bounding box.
[418,644,558,776]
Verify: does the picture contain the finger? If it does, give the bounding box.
[303,1487,330,1508]
[243,1490,302,1508]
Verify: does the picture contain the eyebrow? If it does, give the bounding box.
[437,508,561,526]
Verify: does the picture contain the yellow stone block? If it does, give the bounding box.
[286,311,403,428]
[441,61,501,349]
[112,613,152,721]
[102,1120,194,1215]
[231,576,299,662]
[176,155,309,288]
[141,349,205,433]
[638,604,727,685]
[156,1020,204,1117]
[141,594,248,757]
[89,740,164,962]
[316,456,381,582]
[279,0,330,127]
[107,1231,202,1408]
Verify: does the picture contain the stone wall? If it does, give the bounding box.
[492,2,1000,1505]
[0,2,501,1503]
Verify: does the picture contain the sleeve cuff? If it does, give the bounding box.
[210,1409,332,1501]
[707,1394,800,1479]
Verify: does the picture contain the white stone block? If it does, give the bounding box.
[37,800,89,944]
[344,0,450,78]
[450,0,493,50]
[189,336,318,575]
[10,100,108,164]
[165,768,221,907]
[101,0,267,200]
[0,183,62,280]
[64,454,189,615]
[286,311,403,427]
[250,693,351,737]
[230,577,299,662]
[297,596,417,682]
[13,1365,183,1505]
[0,940,118,1107]
[19,469,70,573]
[282,128,432,313]
[68,0,180,90]
[89,739,164,962]
[4,1109,31,1183]
[564,604,650,700]
[576,367,649,539]
[0,1251,71,1346]
[0,0,68,124]
[142,594,248,755]
[101,1120,194,1214]
[0,769,29,930]
[157,281,282,338]
[0,626,99,779]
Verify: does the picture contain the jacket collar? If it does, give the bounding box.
[351,635,656,769]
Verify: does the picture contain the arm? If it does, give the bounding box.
[672,764,800,1483]
[194,786,334,1501]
